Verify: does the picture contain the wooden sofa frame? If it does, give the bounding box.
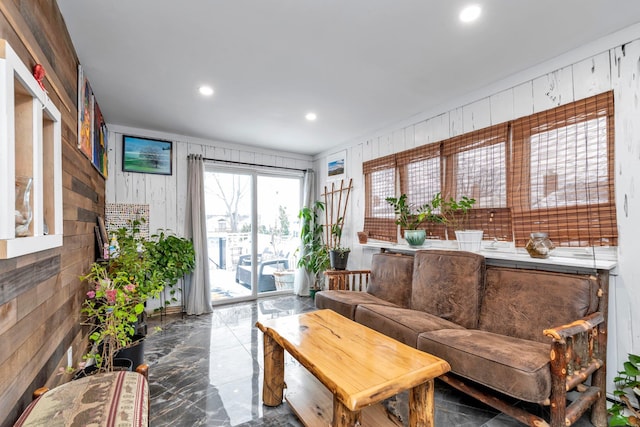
[324,267,609,427]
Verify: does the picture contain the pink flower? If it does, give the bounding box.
[124,284,136,292]
[105,289,117,304]
[86,290,96,299]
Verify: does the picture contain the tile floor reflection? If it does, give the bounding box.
[145,295,596,426]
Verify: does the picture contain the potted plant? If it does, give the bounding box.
[431,192,480,250]
[328,219,350,270]
[80,259,161,374]
[385,194,440,247]
[146,229,196,309]
[609,353,640,426]
[81,221,195,374]
[297,201,330,296]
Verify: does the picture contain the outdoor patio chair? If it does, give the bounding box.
[235,253,289,292]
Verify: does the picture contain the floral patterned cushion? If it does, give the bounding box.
[14,371,148,427]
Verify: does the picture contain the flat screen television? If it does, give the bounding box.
[122,135,173,175]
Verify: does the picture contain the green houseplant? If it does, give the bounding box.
[328,218,350,270]
[385,194,440,247]
[297,201,330,295]
[145,230,196,308]
[430,192,481,250]
[609,353,640,426]
[81,220,195,374]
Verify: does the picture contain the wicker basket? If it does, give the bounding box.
[273,270,295,290]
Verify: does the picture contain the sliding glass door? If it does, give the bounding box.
[204,164,302,304]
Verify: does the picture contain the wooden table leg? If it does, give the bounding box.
[262,333,285,406]
[409,379,435,427]
[333,395,361,427]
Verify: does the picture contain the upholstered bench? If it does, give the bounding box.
[13,368,149,427]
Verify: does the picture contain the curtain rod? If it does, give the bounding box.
[201,157,308,172]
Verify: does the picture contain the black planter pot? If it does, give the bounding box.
[73,357,133,379]
[329,249,350,270]
[116,334,145,369]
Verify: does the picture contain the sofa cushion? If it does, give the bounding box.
[355,304,465,347]
[367,252,414,308]
[417,329,551,403]
[315,290,398,320]
[410,250,485,329]
[478,267,599,343]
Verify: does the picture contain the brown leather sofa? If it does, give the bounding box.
[315,250,608,427]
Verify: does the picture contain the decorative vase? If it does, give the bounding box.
[455,230,484,252]
[329,249,350,270]
[404,229,426,247]
[15,176,33,237]
[525,232,555,258]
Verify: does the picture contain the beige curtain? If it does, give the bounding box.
[185,154,212,315]
[294,169,314,296]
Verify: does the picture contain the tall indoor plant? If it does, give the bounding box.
[385,193,440,247]
[297,201,330,294]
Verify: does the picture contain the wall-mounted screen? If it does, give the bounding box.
[122,135,172,175]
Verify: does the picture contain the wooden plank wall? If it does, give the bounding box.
[314,30,640,397]
[0,2,104,425]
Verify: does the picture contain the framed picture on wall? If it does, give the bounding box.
[327,150,346,179]
[77,65,93,160]
[122,135,173,175]
[92,99,108,177]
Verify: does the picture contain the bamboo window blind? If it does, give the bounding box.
[363,154,397,242]
[397,143,443,238]
[363,91,616,247]
[441,123,513,240]
[510,91,616,246]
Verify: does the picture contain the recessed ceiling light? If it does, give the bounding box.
[459,5,481,23]
[199,85,214,96]
[305,112,317,121]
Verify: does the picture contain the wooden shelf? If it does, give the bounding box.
[285,364,403,427]
[0,39,62,258]
[361,240,618,272]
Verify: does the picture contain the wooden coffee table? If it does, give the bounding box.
[256,309,450,427]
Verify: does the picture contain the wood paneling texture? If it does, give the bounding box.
[0,2,104,425]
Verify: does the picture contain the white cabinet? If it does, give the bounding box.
[0,40,62,258]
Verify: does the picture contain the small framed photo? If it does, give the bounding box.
[122,135,173,175]
[327,150,346,179]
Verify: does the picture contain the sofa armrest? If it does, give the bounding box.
[324,270,371,291]
[542,311,606,425]
[543,312,605,342]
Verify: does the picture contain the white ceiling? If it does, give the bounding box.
[56,1,640,156]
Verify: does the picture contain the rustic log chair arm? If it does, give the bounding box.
[543,312,607,427]
[324,270,371,291]
[543,312,605,341]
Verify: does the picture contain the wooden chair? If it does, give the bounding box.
[324,270,371,291]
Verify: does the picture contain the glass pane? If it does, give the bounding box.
[256,176,301,293]
[455,142,506,208]
[204,170,253,301]
[368,168,395,219]
[406,157,440,206]
[530,117,608,209]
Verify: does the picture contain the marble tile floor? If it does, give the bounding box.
[144,295,596,427]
